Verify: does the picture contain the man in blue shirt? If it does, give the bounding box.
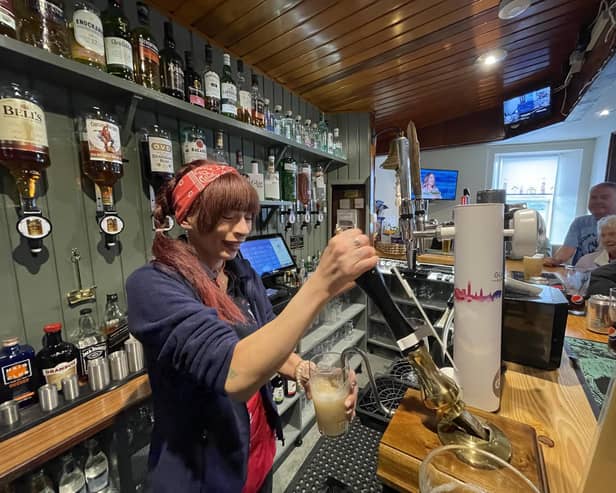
[545,182,616,266]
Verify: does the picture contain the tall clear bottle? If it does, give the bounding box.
[236,60,251,124]
[130,2,159,90]
[75,307,106,382]
[264,154,279,201]
[28,469,54,493]
[202,43,220,113]
[58,453,86,493]
[333,128,343,157]
[272,105,283,135]
[220,53,237,119]
[263,98,273,132]
[70,1,105,70]
[318,114,328,152]
[84,439,109,492]
[212,130,228,164]
[181,126,207,164]
[303,119,312,146]
[160,21,184,100]
[102,0,133,80]
[294,115,303,144]
[283,111,294,140]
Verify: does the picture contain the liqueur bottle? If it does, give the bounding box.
[0,0,16,38]
[220,53,237,119]
[0,337,37,407]
[130,2,160,90]
[15,0,69,56]
[104,293,129,354]
[102,0,133,80]
[70,1,106,70]
[160,21,184,100]
[236,60,251,124]
[184,51,204,108]
[36,323,79,391]
[181,126,207,164]
[202,42,220,113]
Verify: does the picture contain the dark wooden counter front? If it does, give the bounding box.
[0,374,151,484]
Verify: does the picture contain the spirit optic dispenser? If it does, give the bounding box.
[0,82,52,255]
[77,107,125,248]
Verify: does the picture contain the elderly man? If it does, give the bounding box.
[545,182,616,266]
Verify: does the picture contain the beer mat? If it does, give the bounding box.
[564,336,616,418]
[285,420,384,493]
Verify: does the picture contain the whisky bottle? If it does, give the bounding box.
[0,0,16,38]
[235,150,244,174]
[0,83,50,212]
[77,107,123,212]
[160,21,184,100]
[131,1,160,90]
[36,323,79,391]
[203,42,220,113]
[220,53,237,119]
[251,74,265,128]
[0,337,37,407]
[70,1,106,70]
[75,308,106,382]
[102,0,133,81]
[181,126,207,164]
[15,0,70,57]
[236,60,251,124]
[212,130,228,164]
[184,51,204,108]
[104,293,129,354]
[139,125,174,196]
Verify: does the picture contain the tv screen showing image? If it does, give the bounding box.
[412,168,459,200]
[503,86,551,126]
[239,234,296,277]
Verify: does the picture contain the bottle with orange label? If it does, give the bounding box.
[0,337,37,407]
[36,323,79,391]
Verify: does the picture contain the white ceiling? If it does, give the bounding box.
[499,52,616,144]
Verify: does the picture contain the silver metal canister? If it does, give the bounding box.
[88,357,110,392]
[124,338,144,373]
[38,384,59,412]
[587,294,612,335]
[62,374,80,401]
[0,400,20,425]
[108,350,129,381]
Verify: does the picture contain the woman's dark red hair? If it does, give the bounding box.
[152,161,260,323]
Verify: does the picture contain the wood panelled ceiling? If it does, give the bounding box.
[149,0,601,134]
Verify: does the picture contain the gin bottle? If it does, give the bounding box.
[84,439,109,492]
[58,454,86,493]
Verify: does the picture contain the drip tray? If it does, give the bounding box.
[356,375,415,432]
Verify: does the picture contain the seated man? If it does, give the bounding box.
[545,182,616,266]
[575,215,616,270]
[587,262,616,296]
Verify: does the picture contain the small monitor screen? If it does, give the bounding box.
[503,86,551,125]
[413,168,459,200]
[239,234,296,277]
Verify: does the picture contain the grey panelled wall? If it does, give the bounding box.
[0,1,371,349]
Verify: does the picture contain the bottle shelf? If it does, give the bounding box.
[276,391,300,416]
[0,37,348,169]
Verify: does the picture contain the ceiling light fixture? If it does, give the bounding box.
[477,49,508,66]
[498,0,532,20]
[599,108,611,117]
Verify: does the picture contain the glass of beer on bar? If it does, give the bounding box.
[309,352,350,438]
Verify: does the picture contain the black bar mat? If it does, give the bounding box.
[285,420,384,493]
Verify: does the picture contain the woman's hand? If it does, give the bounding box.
[344,369,358,420]
[313,228,378,298]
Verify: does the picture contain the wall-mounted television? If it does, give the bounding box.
[412,168,459,200]
[503,86,551,126]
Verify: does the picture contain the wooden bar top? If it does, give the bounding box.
[378,260,605,493]
[0,374,151,484]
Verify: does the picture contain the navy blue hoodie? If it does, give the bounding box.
[126,257,282,492]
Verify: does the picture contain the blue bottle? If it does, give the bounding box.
[0,337,38,407]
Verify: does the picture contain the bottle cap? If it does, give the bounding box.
[80,308,93,315]
[2,337,19,347]
[107,293,118,302]
[43,323,62,333]
[274,105,282,112]
[286,110,293,117]
[264,98,270,105]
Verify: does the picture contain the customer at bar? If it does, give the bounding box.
[545,182,616,266]
[575,215,616,270]
[125,162,377,493]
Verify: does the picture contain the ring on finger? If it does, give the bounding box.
[352,237,362,248]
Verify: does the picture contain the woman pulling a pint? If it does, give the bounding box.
[126,161,377,492]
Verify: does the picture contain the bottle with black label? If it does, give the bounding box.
[75,308,106,382]
[202,42,220,113]
[36,323,79,391]
[0,337,37,407]
[272,374,284,404]
[184,51,204,108]
[160,21,184,100]
[236,59,251,124]
[102,0,133,81]
[69,1,106,70]
[181,126,207,165]
[220,53,237,119]
[104,293,129,354]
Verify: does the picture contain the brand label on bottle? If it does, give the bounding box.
[163,61,184,91]
[264,173,280,200]
[138,38,159,64]
[248,173,264,201]
[188,85,205,107]
[73,9,105,56]
[221,82,237,115]
[85,118,122,164]
[204,71,220,98]
[239,90,251,111]
[28,0,65,23]
[78,341,106,377]
[86,468,109,492]
[284,162,297,172]
[1,358,35,403]
[273,385,284,404]
[42,358,77,390]
[286,379,297,395]
[104,36,133,70]
[105,318,129,353]
[0,0,15,30]
[182,138,207,164]
[0,98,48,153]
[148,137,174,173]
[315,175,325,190]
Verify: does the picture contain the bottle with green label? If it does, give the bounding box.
[70,1,106,70]
[279,155,297,202]
[102,0,133,80]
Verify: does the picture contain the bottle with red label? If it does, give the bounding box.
[0,337,37,407]
[36,323,79,391]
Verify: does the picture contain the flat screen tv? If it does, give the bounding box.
[412,168,459,200]
[239,234,296,277]
[503,86,551,126]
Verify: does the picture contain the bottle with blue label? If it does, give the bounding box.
[0,337,37,407]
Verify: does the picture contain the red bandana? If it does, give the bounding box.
[172,164,239,223]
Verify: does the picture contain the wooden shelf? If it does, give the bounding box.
[299,304,366,356]
[0,374,151,483]
[0,36,347,169]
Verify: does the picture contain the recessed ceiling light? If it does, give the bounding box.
[599,108,611,117]
[477,49,508,66]
[498,0,532,20]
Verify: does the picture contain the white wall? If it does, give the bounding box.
[591,133,611,184]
